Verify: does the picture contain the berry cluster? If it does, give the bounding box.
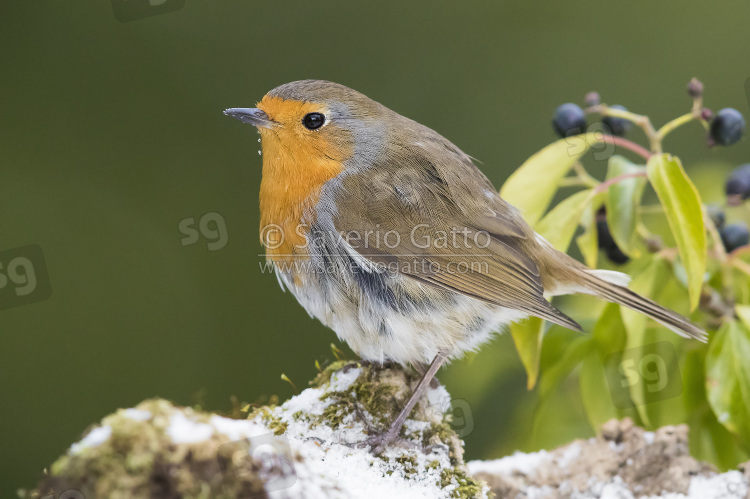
[716,216,749,253]
[552,86,745,147]
[551,79,748,263]
[714,165,750,252]
[552,97,633,138]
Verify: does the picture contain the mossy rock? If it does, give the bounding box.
[23,364,488,499]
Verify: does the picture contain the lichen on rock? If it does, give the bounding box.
[28,398,273,499]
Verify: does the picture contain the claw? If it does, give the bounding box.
[355,431,418,456]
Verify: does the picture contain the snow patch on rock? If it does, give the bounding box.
[70,425,111,454]
[167,411,214,444]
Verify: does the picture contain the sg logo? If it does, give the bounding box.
[110,0,186,23]
[218,432,297,496]
[0,245,52,311]
[605,341,682,409]
[426,398,475,438]
[179,212,229,251]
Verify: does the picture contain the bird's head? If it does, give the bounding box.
[225,80,389,176]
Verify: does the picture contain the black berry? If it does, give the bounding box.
[602,105,632,137]
[710,108,745,146]
[596,215,629,264]
[720,222,750,252]
[552,103,586,137]
[725,164,750,203]
[605,245,630,264]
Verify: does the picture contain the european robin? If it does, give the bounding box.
[224,80,706,453]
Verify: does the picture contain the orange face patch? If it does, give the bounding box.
[256,96,352,262]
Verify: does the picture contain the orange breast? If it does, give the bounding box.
[256,96,351,263]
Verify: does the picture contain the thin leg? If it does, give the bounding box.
[364,350,449,454]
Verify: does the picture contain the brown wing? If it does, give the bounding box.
[331,138,582,332]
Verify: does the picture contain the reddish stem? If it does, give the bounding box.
[730,246,750,259]
[601,134,652,161]
[594,171,647,194]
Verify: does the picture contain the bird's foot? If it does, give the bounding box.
[356,428,415,455]
[346,428,425,456]
[344,414,447,456]
[352,430,449,456]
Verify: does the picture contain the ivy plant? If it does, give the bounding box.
[502,79,750,469]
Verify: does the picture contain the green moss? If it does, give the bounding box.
[393,455,418,477]
[317,399,350,429]
[309,362,407,433]
[311,360,358,387]
[268,420,288,435]
[34,400,269,499]
[350,371,401,421]
[248,406,287,435]
[440,468,485,499]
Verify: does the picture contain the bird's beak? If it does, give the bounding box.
[223,108,276,128]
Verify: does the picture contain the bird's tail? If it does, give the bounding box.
[576,268,707,342]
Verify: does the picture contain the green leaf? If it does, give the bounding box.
[735,304,750,330]
[705,319,750,446]
[536,189,595,253]
[500,133,601,225]
[510,316,545,390]
[693,408,749,470]
[577,303,629,430]
[540,334,594,399]
[683,348,708,413]
[576,222,598,269]
[605,155,647,256]
[619,256,670,427]
[593,302,628,354]
[684,348,749,470]
[646,153,706,311]
[580,351,619,431]
[576,192,606,269]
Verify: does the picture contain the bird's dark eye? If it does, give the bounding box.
[302,112,325,130]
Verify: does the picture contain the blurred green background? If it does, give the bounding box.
[2,1,750,494]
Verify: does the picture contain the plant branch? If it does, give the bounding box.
[732,258,750,275]
[572,162,600,188]
[700,288,735,320]
[657,113,696,142]
[731,258,750,278]
[593,171,647,194]
[690,93,709,131]
[637,223,664,252]
[558,177,588,187]
[586,105,661,153]
[729,246,750,259]
[600,134,652,160]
